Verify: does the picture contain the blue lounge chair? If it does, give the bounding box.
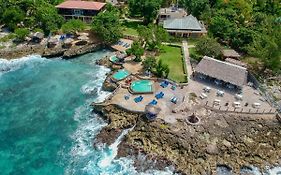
[171,97,177,104]
[160,81,169,88]
[155,92,164,99]
[149,99,158,105]
[134,96,143,103]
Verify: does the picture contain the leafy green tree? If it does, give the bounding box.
[209,16,236,42]
[61,19,86,34]
[14,28,29,42]
[195,36,222,59]
[179,0,210,18]
[92,9,122,44]
[128,0,162,24]
[2,7,25,31]
[142,57,157,72]
[137,24,169,51]
[35,4,64,33]
[127,41,144,62]
[155,60,170,78]
[231,27,255,52]
[247,31,281,73]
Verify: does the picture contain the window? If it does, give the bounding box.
[73,9,83,16]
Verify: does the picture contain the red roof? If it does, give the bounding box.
[56,1,106,11]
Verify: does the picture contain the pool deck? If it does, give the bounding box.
[110,81,188,116]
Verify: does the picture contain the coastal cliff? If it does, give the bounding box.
[93,104,281,174]
[0,42,104,60]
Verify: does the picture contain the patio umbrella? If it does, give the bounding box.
[145,105,161,115]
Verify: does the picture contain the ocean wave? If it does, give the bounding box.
[0,55,48,76]
[80,66,111,103]
[264,166,281,175]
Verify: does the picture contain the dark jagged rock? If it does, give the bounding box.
[63,44,103,59]
[102,74,118,92]
[93,104,281,174]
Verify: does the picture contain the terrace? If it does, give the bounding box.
[110,79,188,117]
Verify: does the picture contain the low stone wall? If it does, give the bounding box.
[204,103,277,115]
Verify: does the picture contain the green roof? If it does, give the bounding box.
[163,15,203,31]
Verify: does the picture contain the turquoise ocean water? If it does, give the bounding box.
[0,52,176,175]
[0,51,279,175]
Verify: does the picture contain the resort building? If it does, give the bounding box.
[194,56,248,89]
[158,7,187,23]
[56,0,106,23]
[163,15,207,37]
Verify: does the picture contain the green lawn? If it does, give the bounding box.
[157,45,187,83]
[122,21,143,36]
[189,47,196,55]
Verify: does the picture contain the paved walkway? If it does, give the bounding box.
[182,40,193,81]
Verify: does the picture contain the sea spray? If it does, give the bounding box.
[0,55,47,76]
[98,126,135,168]
[264,166,281,175]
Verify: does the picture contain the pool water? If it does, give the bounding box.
[130,80,153,93]
[109,56,119,63]
[112,69,130,81]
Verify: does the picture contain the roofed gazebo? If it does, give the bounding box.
[145,105,161,121]
[194,56,248,89]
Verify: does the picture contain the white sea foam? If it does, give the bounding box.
[240,166,262,175]
[264,166,281,175]
[98,127,135,168]
[0,55,47,76]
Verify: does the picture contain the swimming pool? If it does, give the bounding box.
[130,80,154,94]
[109,55,119,63]
[112,69,130,81]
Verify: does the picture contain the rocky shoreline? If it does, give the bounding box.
[92,56,281,174]
[92,103,281,174]
[0,42,104,60]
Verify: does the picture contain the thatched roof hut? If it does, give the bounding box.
[195,56,248,88]
[47,37,59,48]
[222,49,241,59]
[63,38,74,48]
[31,32,44,43]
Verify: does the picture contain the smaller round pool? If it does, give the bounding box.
[130,80,153,94]
[112,69,130,81]
[109,55,119,63]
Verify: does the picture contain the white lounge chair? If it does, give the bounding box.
[213,99,221,105]
[235,94,243,101]
[200,93,208,99]
[252,102,261,108]
[233,101,241,108]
